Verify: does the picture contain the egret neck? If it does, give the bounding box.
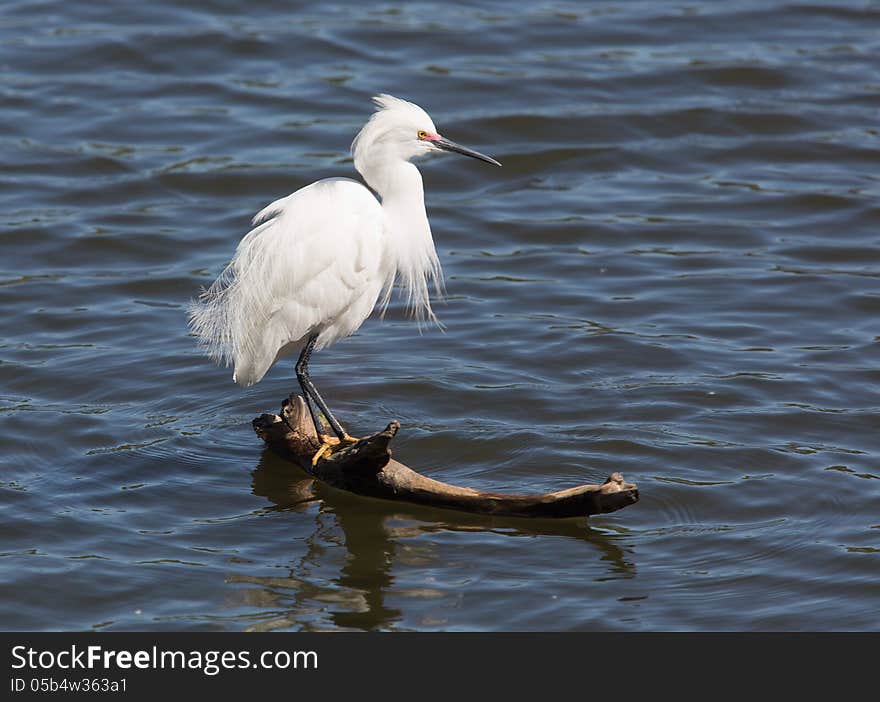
[358,158,443,323]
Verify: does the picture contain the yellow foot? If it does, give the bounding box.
[311,434,360,465]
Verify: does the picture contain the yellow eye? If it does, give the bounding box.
[417,130,427,139]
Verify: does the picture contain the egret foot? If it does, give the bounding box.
[311,433,360,465]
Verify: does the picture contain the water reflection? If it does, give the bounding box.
[238,449,636,631]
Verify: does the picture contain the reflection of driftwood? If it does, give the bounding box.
[253,394,639,519]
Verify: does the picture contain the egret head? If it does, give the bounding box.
[351,94,500,186]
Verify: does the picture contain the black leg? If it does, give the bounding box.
[297,372,324,439]
[295,335,347,441]
[295,336,324,435]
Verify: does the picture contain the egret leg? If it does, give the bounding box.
[294,336,358,464]
[295,338,327,437]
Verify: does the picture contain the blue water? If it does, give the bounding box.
[1,0,878,631]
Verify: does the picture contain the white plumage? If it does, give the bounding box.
[189,177,386,386]
[188,94,500,453]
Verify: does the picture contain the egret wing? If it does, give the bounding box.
[188,177,386,385]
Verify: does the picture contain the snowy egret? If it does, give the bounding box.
[189,94,500,462]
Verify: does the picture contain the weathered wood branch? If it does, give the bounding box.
[253,394,639,519]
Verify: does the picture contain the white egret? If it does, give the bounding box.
[189,94,501,462]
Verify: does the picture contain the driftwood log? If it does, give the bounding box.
[253,394,639,519]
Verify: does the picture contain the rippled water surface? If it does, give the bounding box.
[2,1,879,631]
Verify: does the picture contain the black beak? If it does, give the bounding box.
[434,136,501,167]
